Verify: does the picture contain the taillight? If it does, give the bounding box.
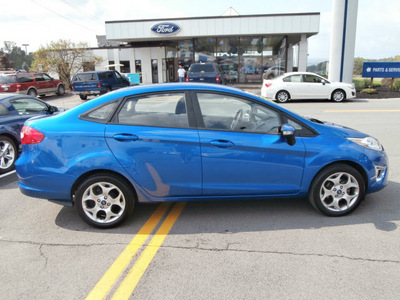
[16,84,21,91]
[21,126,45,144]
[265,82,272,88]
[97,81,101,88]
[186,76,189,82]
[71,84,74,91]
[216,75,220,82]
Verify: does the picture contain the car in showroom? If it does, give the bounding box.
[0,71,65,97]
[0,94,60,174]
[261,72,356,103]
[186,63,225,84]
[16,83,388,228]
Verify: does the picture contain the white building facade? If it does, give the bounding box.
[94,13,320,84]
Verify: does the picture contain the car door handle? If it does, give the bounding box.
[113,133,139,142]
[209,140,234,148]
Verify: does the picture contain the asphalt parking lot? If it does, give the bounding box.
[1,90,399,299]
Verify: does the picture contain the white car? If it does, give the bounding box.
[261,72,356,103]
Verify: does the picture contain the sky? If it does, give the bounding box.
[1,0,399,64]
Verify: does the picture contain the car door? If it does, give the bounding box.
[303,74,331,99]
[194,92,306,196]
[282,74,307,99]
[105,91,202,198]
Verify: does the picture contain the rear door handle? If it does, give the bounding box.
[113,133,139,142]
[209,139,234,148]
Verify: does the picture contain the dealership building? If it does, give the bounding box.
[92,10,320,84]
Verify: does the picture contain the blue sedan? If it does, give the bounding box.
[0,94,59,174]
[15,84,388,228]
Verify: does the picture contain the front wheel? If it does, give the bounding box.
[75,174,135,228]
[0,136,17,174]
[331,89,346,102]
[308,164,365,216]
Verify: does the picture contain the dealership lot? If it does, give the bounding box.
[1,92,399,299]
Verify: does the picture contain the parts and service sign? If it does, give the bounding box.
[362,62,400,78]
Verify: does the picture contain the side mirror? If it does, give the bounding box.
[281,123,296,146]
[48,105,59,114]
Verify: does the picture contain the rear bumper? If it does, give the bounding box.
[72,90,102,96]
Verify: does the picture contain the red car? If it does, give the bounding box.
[0,71,65,97]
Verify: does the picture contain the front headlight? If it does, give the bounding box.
[348,137,383,151]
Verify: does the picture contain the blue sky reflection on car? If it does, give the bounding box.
[15,83,388,228]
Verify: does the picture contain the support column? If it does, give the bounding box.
[298,34,308,72]
[287,43,294,72]
[113,48,121,72]
[328,0,358,83]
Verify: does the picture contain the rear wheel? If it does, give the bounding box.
[275,91,290,103]
[27,88,37,97]
[308,164,365,216]
[75,174,135,228]
[79,94,87,100]
[0,136,17,174]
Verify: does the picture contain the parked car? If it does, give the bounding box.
[16,83,388,228]
[261,72,356,103]
[0,71,65,97]
[71,70,130,100]
[186,63,225,84]
[0,94,60,174]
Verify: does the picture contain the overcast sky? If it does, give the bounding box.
[1,0,399,64]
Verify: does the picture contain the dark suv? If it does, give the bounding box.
[186,63,225,84]
[0,72,65,97]
[71,70,130,100]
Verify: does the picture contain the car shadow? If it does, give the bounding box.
[281,99,369,104]
[54,180,399,234]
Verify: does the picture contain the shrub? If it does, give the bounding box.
[394,79,400,91]
[360,88,377,94]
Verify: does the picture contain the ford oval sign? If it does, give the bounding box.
[151,22,181,35]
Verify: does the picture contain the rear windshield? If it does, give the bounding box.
[189,64,215,73]
[0,75,17,84]
[73,73,97,82]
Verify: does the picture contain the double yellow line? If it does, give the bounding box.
[86,202,186,300]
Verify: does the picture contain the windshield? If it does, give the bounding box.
[73,73,97,82]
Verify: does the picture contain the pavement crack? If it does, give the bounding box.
[160,245,400,264]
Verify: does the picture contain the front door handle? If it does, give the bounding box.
[209,139,234,148]
[113,133,139,142]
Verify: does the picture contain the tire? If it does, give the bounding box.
[79,94,87,100]
[0,136,17,175]
[56,85,65,96]
[275,91,290,103]
[308,164,365,216]
[331,89,346,102]
[27,88,37,97]
[75,174,135,228]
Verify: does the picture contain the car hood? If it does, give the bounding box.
[307,118,368,138]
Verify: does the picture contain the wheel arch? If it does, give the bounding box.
[71,169,138,205]
[308,160,368,194]
[27,87,38,95]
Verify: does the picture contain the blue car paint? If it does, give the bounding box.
[15,83,388,206]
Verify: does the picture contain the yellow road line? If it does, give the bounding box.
[325,109,400,112]
[112,202,186,300]
[86,203,171,300]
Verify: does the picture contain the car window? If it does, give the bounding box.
[10,98,48,115]
[83,101,119,122]
[304,75,323,83]
[196,93,281,134]
[189,64,215,73]
[0,103,9,116]
[18,74,34,83]
[115,72,122,79]
[74,73,97,81]
[116,93,189,128]
[43,74,52,81]
[0,75,17,84]
[283,75,302,83]
[34,74,44,82]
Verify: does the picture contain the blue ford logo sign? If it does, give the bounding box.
[151,22,181,35]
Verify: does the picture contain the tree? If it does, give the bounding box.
[31,39,103,89]
[0,41,32,71]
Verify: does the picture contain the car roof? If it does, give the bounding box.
[281,72,324,76]
[0,93,40,101]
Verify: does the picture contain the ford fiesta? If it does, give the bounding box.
[16,83,388,228]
